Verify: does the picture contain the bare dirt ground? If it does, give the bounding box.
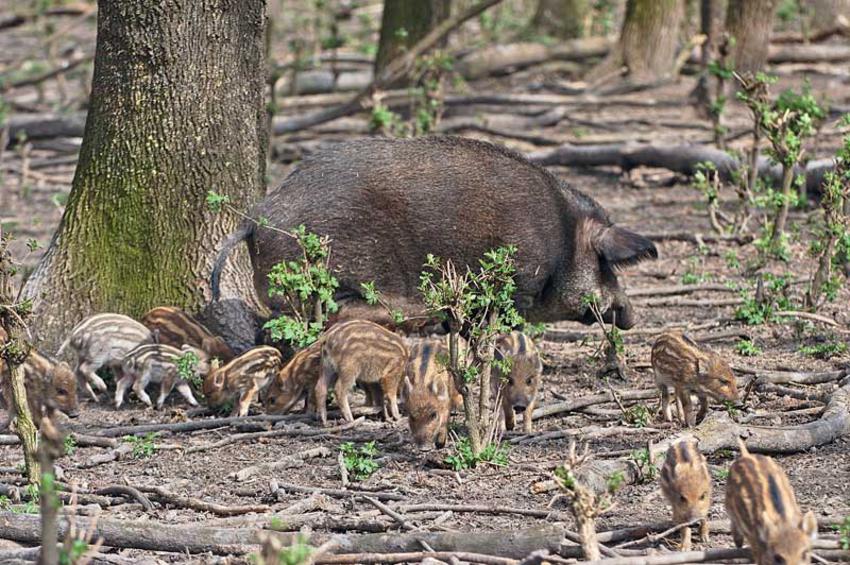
[1,2,850,564]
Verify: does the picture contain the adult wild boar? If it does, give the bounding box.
[212,137,656,329]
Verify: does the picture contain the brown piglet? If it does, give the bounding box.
[316,320,407,425]
[142,306,234,362]
[660,439,711,550]
[651,332,738,426]
[1,350,79,428]
[491,332,542,433]
[726,439,817,565]
[57,313,153,400]
[203,346,282,416]
[116,343,210,409]
[404,338,457,451]
[263,341,322,415]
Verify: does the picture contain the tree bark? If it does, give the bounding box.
[21,0,267,352]
[587,0,685,83]
[374,0,450,76]
[725,0,779,74]
[531,0,590,39]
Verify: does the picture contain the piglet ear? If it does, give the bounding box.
[801,511,818,540]
[594,226,658,267]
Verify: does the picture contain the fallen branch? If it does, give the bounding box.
[0,511,272,554]
[138,485,269,516]
[510,425,661,445]
[230,446,331,481]
[626,284,738,298]
[545,320,728,344]
[86,413,300,437]
[531,390,657,422]
[317,551,519,565]
[582,547,748,565]
[528,143,834,197]
[94,485,153,512]
[455,38,612,80]
[1,54,92,93]
[186,417,363,454]
[642,231,754,245]
[275,482,406,502]
[768,43,850,64]
[636,297,743,308]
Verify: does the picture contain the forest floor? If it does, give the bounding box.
[1,3,850,564]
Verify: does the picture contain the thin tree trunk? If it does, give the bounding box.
[22,0,267,351]
[375,0,451,76]
[531,0,589,39]
[771,164,796,247]
[0,231,40,485]
[587,0,685,83]
[726,0,779,74]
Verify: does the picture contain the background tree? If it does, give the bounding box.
[22,0,268,350]
[587,0,685,84]
[530,0,589,39]
[374,0,451,76]
[725,0,779,74]
[809,0,850,31]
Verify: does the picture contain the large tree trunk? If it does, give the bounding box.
[531,0,590,39]
[22,0,268,351]
[725,0,779,74]
[586,0,685,83]
[374,0,451,75]
[809,0,850,32]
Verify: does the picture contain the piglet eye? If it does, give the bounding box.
[679,495,687,503]
[699,493,707,501]
[430,412,437,421]
[526,378,533,385]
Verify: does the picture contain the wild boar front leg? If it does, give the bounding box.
[77,360,108,393]
[174,381,199,408]
[156,375,177,409]
[680,524,693,551]
[314,365,334,426]
[699,518,710,543]
[696,394,710,423]
[658,385,673,422]
[382,372,401,421]
[335,378,354,423]
[522,398,536,433]
[236,383,259,417]
[676,387,695,427]
[502,394,516,431]
[114,375,134,408]
[132,372,153,407]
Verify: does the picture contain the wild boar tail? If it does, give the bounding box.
[211,221,254,301]
[55,334,72,358]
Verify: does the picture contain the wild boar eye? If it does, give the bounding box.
[430,412,437,421]
[57,389,67,395]
[679,494,687,503]
[526,377,533,385]
[774,556,786,565]
[699,493,707,501]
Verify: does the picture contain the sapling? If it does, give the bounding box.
[418,246,525,457]
[737,75,825,257]
[805,116,850,310]
[553,441,620,561]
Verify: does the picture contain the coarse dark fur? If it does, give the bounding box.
[211,136,657,330]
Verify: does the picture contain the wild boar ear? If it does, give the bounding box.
[801,511,818,540]
[431,381,449,401]
[594,225,658,267]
